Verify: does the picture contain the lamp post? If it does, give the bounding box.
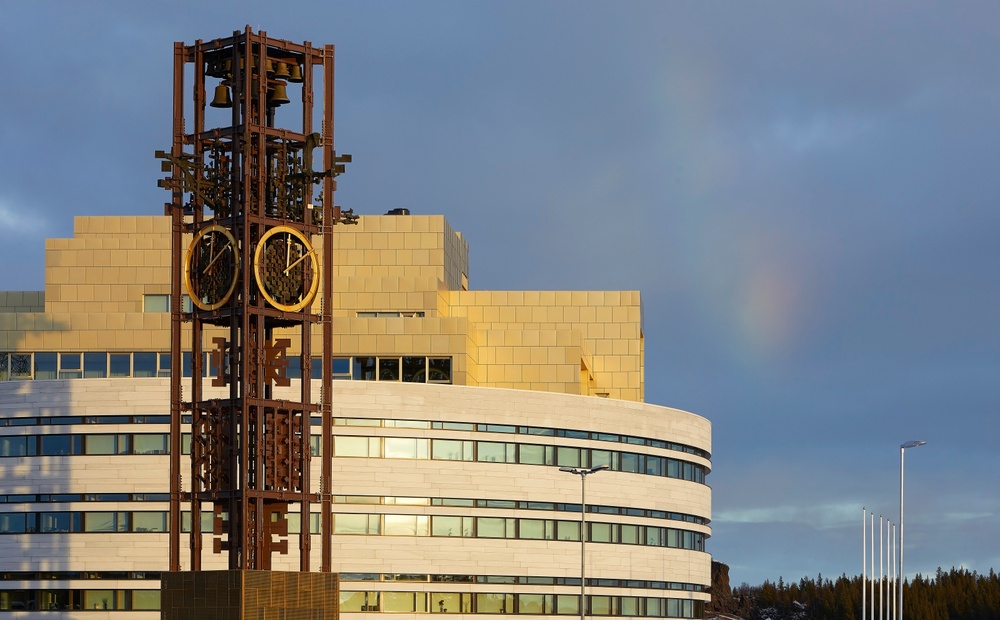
[899,440,926,620]
[560,464,609,620]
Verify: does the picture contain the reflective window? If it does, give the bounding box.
[431,439,472,461]
[34,352,57,380]
[476,593,512,614]
[84,352,108,379]
[384,437,428,460]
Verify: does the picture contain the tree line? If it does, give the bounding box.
[708,563,1000,620]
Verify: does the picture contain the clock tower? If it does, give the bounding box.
[157,28,352,611]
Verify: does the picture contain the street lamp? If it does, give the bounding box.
[899,440,926,620]
[560,464,609,620]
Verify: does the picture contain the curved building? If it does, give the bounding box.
[0,214,711,617]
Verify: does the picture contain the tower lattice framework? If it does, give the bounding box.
[158,26,352,573]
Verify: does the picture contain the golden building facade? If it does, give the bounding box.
[0,213,709,618]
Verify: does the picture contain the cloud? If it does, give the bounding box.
[715,502,864,531]
[0,198,47,236]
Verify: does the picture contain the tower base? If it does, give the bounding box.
[161,570,339,620]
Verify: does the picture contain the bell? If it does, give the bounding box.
[273,61,291,80]
[287,63,303,83]
[210,84,233,108]
[265,59,275,76]
[268,82,290,107]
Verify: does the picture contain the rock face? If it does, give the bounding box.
[708,560,735,613]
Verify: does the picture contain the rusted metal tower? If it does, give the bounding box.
[157,26,352,575]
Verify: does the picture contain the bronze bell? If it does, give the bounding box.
[287,64,303,83]
[268,82,290,107]
[210,84,233,108]
[273,61,291,80]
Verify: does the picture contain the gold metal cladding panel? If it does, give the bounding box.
[161,570,338,620]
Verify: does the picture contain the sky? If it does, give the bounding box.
[2,0,998,588]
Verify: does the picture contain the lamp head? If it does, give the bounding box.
[901,440,928,449]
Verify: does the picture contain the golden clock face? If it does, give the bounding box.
[184,224,240,311]
[253,225,319,312]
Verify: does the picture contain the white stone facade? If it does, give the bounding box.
[0,378,711,618]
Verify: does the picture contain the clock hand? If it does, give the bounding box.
[284,248,315,275]
[204,241,231,272]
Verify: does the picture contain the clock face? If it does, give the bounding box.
[184,224,240,311]
[253,225,319,312]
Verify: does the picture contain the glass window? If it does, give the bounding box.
[389,419,431,429]
[10,353,32,379]
[85,435,117,455]
[402,356,425,382]
[286,357,302,379]
[428,358,451,383]
[0,513,27,533]
[0,436,29,457]
[0,352,7,381]
[431,439,472,461]
[132,590,161,611]
[384,437,429,460]
[39,512,77,533]
[621,452,643,473]
[519,518,550,540]
[332,357,351,378]
[683,462,694,481]
[518,444,551,465]
[109,353,131,378]
[334,436,379,457]
[591,595,617,616]
[645,456,665,476]
[590,522,615,543]
[646,598,663,617]
[334,514,377,535]
[83,352,108,378]
[621,524,641,545]
[158,353,171,377]
[517,594,553,614]
[476,517,514,539]
[432,592,468,613]
[476,593,512,614]
[84,590,117,610]
[58,353,82,379]
[667,459,681,479]
[340,592,379,612]
[40,435,75,456]
[667,529,681,548]
[431,516,472,537]
[143,294,169,313]
[557,595,580,616]
[133,512,167,532]
[591,449,617,470]
[34,352,57,380]
[133,352,156,378]
[477,442,512,463]
[353,357,376,380]
[378,357,400,381]
[383,592,424,613]
[133,435,168,455]
[84,512,117,532]
[646,526,664,547]
[556,446,581,468]
[557,520,581,542]
[383,515,429,536]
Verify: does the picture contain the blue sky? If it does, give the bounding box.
[2,1,998,587]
